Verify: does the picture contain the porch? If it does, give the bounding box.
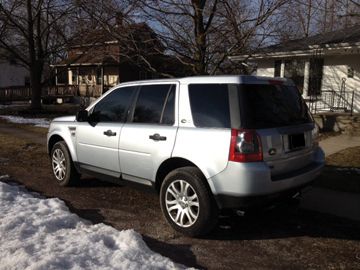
[54,65,120,98]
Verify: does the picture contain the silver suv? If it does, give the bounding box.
[47,76,324,236]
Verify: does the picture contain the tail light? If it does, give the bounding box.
[229,129,263,162]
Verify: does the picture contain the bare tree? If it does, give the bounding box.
[273,0,360,41]
[137,0,286,75]
[75,0,285,76]
[0,0,76,110]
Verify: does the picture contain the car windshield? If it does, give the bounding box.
[239,84,311,129]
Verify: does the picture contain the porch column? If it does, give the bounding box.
[303,60,310,98]
[280,60,285,77]
[68,68,72,85]
[101,66,104,95]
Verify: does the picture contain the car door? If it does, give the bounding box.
[76,86,136,178]
[119,83,178,183]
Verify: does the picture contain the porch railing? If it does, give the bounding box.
[47,85,79,96]
[306,90,355,115]
[0,85,87,103]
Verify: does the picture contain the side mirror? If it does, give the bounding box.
[76,110,89,122]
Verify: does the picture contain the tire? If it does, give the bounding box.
[160,166,218,237]
[50,141,80,186]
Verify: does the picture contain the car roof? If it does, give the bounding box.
[117,75,293,86]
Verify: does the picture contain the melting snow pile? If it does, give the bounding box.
[0,115,50,128]
[0,179,186,270]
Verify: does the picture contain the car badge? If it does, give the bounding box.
[269,148,277,155]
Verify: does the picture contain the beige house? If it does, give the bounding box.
[52,23,165,98]
[230,25,360,114]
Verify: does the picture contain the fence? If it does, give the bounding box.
[0,85,80,103]
[0,86,31,103]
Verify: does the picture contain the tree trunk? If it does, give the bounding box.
[192,0,207,75]
[27,0,42,111]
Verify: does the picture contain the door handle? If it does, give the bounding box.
[103,130,117,136]
[149,133,167,141]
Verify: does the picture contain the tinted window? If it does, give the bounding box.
[239,84,311,128]
[133,84,174,124]
[188,84,230,128]
[161,85,175,125]
[92,86,135,122]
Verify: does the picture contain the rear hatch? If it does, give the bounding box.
[238,82,316,179]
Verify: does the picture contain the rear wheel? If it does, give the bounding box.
[51,141,80,186]
[160,167,218,237]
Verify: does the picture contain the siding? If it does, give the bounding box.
[256,59,275,77]
[0,61,28,88]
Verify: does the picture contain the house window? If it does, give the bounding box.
[308,58,324,96]
[25,76,30,86]
[56,68,68,85]
[347,66,354,78]
[284,59,305,91]
[71,69,78,85]
[96,67,102,85]
[274,60,281,77]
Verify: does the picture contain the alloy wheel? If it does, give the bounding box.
[165,179,200,227]
[52,148,66,181]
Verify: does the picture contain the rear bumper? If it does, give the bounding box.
[214,183,310,209]
[208,147,324,209]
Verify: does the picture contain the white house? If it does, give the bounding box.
[230,25,360,114]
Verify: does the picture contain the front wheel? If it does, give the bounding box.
[160,167,218,237]
[51,141,80,186]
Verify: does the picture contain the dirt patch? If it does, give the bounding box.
[0,124,359,269]
[326,146,360,168]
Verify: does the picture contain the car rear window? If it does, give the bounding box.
[239,84,311,129]
[188,84,230,128]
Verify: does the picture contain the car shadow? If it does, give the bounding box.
[143,235,204,269]
[207,204,360,241]
[65,202,203,269]
[74,177,120,188]
[70,177,360,243]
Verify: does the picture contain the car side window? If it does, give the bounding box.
[133,84,175,125]
[92,86,135,122]
[188,84,230,128]
[161,85,175,125]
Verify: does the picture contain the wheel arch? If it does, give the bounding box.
[155,157,216,194]
[48,133,77,162]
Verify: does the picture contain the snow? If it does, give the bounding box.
[0,115,50,128]
[0,178,189,270]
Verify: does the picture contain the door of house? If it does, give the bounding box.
[308,58,324,96]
